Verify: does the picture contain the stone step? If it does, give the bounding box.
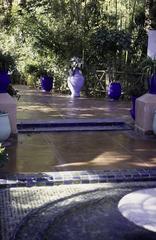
[17,118,133,132]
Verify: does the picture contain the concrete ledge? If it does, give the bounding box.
[135,93,156,134]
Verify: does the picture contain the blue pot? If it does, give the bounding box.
[40,75,53,92]
[148,74,156,94]
[108,82,121,100]
[0,71,11,93]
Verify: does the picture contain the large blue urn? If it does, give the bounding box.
[108,82,121,100]
[148,74,156,94]
[0,71,11,93]
[40,75,53,92]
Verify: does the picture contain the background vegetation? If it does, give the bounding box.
[0,0,155,97]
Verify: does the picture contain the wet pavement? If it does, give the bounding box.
[2,131,156,173]
[1,85,156,173]
[16,85,131,122]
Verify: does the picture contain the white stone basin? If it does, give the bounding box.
[118,188,156,232]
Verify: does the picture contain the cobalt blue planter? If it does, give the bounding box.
[130,96,137,120]
[0,71,11,93]
[108,82,121,100]
[40,75,53,92]
[148,74,156,94]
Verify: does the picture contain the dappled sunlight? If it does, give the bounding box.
[135,149,146,152]
[54,151,142,169]
[146,157,156,167]
[130,161,149,167]
[54,157,150,169]
[55,162,89,168]
[0,85,152,172]
[18,105,56,113]
[150,157,156,162]
[16,85,131,120]
[4,128,156,172]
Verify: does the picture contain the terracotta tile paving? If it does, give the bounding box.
[1,85,156,173]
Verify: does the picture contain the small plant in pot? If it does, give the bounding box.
[38,68,53,92]
[0,144,8,167]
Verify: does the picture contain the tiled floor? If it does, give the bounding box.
[0,85,155,173]
[16,85,132,122]
[1,131,156,173]
[1,182,156,240]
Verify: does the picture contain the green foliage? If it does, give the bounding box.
[0,144,8,168]
[25,64,39,75]
[140,57,156,77]
[0,51,16,72]
[91,28,131,52]
[126,74,147,97]
[0,0,149,95]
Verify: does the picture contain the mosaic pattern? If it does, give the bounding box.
[0,183,156,240]
[0,169,156,188]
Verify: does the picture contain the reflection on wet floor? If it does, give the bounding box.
[1,85,156,173]
[2,130,156,173]
[16,85,132,122]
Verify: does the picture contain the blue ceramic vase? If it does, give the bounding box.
[0,71,11,93]
[68,68,84,97]
[108,82,121,100]
[40,75,53,92]
[148,74,156,94]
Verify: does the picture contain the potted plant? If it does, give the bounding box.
[0,144,8,167]
[107,81,122,100]
[38,68,53,92]
[67,56,85,97]
[0,52,16,92]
